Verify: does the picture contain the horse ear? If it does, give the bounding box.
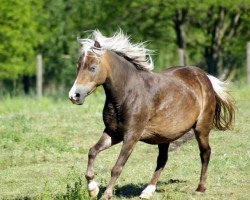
[94,40,101,48]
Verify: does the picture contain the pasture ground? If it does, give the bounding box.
[0,86,249,200]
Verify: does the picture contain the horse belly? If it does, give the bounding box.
[140,106,199,144]
[140,127,191,144]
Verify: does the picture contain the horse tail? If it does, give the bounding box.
[207,75,235,131]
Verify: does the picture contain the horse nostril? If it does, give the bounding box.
[75,93,80,98]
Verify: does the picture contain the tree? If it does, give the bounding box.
[39,0,101,89]
[1,0,250,94]
[0,0,44,92]
[188,0,250,77]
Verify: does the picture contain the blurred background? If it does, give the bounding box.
[1,1,250,199]
[1,0,250,97]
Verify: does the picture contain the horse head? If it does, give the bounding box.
[69,41,109,105]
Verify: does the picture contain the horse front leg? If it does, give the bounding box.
[100,139,138,200]
[86,132,121,198]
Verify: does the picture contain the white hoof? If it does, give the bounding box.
[88,180,99,198]
[139,185,156,199]
[139,192,152,199]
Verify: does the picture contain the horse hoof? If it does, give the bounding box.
[88,180,99,198]
[139,192,152,199]
[195,185,206,193]
[193,191,204,196]
[193,187,206,196]
[139,185,156,199]
[89,187,99,198]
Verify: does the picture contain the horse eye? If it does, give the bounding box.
[89,65,97,72]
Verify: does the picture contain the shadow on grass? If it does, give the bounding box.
[11,178,187,200]
[114,183,146,198]
[159,179,187,185]
[97,183,145,199]
[98,179,187,199]
[156,179,187,193]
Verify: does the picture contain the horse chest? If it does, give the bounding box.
[103,103,125,134]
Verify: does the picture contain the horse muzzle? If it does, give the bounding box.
[69,93,85,105]
[68,84,96,105]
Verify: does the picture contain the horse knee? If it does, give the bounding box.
[88,147,97,159]
[111,166,122,178]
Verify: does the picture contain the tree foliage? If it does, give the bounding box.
[0,0,250,93]
[0,0,44,80]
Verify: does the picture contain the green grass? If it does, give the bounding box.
[0,86,250,200]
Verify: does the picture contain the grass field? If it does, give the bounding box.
[0,86,249,200]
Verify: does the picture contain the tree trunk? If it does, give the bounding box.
[178,48,186,66]
[22,75,31,94]
[247,42,250,85]
[173,9,187,66]
[205,45,219,76]
[204,7,241,77]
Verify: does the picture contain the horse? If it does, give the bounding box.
[68,30,235,200]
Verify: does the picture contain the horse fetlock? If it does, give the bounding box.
[85,171,95,181]
[99,196,109,200]
[88,147,97,159]
[139,185,156,199]
[100,189,113,200]
[88,180,99,198]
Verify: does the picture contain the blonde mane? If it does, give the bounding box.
[78,30,154,71]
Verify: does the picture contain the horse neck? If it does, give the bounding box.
[102,51,140,103]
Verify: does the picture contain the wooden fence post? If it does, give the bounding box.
[36,54,43,98]
[247,42,250,85]
[178,48,186,66]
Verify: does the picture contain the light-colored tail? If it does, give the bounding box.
[207,75,235,130]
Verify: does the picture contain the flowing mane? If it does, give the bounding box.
[78,30,154,71]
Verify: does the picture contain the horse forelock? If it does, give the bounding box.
[78,30,154,71]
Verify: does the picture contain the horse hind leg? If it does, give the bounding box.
[194,122,212,193]
[140,143,169,199]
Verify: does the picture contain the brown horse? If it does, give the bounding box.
[69,30,235,200]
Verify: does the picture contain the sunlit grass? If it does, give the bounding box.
[0,86,249,199]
